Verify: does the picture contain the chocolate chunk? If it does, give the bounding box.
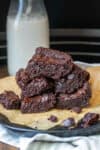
[0,91,21,109]
[78,113,100,128]
[67,74,75,80]
[62,118,75,128]
[48,115,58,122]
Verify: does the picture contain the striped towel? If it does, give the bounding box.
[0,125,100,150]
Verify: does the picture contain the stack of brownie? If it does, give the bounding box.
[16,47,91,113]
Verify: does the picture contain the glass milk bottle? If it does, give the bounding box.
[7,0,49,75]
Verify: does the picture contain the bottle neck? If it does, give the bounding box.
[8,0,47,19]
[19,0,44,9]
[18,0,45,15]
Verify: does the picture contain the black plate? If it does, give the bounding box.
[0,113,100,137]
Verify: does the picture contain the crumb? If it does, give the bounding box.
[77,113,100,128]
[62,118,75,128]
[48,115,58,122]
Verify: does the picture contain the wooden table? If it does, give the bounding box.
[0,66,19,150]
[0,142,18,150]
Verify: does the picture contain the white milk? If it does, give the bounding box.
[7,16,49,75]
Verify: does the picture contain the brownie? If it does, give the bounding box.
[16,68,30,89]
[77,113,100,128]
[26,48,73,80]
[55,65,90,94]
[21,77,54,98]
[56,82,91,109]
[15,47,92,113]
[0,91,21,109]
[21,93,56,113]
[36,47,73,61]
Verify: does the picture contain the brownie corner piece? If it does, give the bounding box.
[16,68,30,89]
[56,82,91,109]
[55,64,90,94]
[21,93,56,113]
[0,91,21,109]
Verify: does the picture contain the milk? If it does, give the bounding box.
[7,16,49,75]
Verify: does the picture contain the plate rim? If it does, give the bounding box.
[1,117,100,137]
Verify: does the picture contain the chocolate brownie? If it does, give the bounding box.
[55,65,90,94]
[36,47,72,60]
[0,91,21,109]
[56,82,91,109]
[16,68,30,89]
[21,77,54,98]
[26,48,73,80]
[21,93,56,113]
